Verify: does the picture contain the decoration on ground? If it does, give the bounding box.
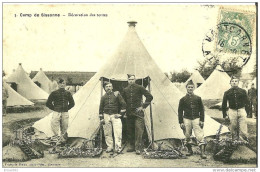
[3,126,44,161]
[211,124,256,163]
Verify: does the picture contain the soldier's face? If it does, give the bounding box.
[128,76,136,85]
[105,84,113,92]
[58,81,66,89]
[230,79,239,87]
[186,84,195,94]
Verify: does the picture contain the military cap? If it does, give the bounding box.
[127,74,136,79]
[186,80,195,87]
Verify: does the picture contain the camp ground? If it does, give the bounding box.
[33,21,229,147]
[2,21,257,168]
[2,4,257,168]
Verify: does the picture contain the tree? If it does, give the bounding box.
[196,57,243,80]
[170,69,191,83]
[67,77,73,85]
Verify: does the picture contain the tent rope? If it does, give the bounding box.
[68,79,101,126]
[150,80,178,117]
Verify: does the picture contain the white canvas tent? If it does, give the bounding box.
[33,21,228,145]
[5,63,49,100]
[194,65,231,100]
[32,68,51,93]
[179,70,205,93]
[3,82,34,107]
[185,70,205,88]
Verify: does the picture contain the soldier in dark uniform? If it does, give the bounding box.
[178,80,206,159]
[248,83,257,119]
[46,78,75,144]
[222,76,250,142]
[99,82,126,153]
[122,74,153,155]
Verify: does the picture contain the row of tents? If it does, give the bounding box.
[176,67,256,100]
[3,64,57,107]
[32,21,230,147]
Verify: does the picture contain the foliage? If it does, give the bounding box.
[196,57,243,80]
[170,69,191,83]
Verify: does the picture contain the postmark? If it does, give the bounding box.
[202,8,255,72]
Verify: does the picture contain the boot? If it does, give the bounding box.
[186,144,193,156]
[200,145,207,159]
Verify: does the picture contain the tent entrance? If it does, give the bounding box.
[99,76,154,150]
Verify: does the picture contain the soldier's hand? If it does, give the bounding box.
[180,123,185,130]
[225,116,230,122]
[114,114,122,119]
[136,107,144,112]
[99,114,104,119]
[100,119,105,125]
[199,121,204,129]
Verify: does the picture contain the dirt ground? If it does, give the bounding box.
[2,104,257,168]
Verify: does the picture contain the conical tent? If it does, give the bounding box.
[194,65,231,100]
[33,22,228,143]
[32,68,51,93]
[5,63,49,100]
[3,82,34,107]
[179,70,205,93]
[185,70,205,87]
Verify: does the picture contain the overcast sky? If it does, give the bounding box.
[3,3,256,75]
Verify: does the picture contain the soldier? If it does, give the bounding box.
[99,82,126,153]
[178,80,206,159]
[48,76,58,93]
[248,83,257,119]
[46,78,75,144]
[122,74,153,155]
[222,76,250,142]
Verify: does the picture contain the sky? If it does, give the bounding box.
[3,3,256,75]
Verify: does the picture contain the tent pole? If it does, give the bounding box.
[148,77,154,149]
[99,77,104,150]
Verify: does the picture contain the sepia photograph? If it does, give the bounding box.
[2,2,257,169]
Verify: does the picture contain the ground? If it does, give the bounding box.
[2,102,257,168]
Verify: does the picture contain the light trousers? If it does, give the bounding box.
[183,118,205,146]
[103,114,122,151]
[51,112,69,141]
[228,108,248,140]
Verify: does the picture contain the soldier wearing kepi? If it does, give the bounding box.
[99,82,126,153]
[222,76,250,142]
[46,78,75,144]
[178,80,206,159]
[122,74,153,155]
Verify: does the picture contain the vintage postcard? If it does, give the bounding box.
[2,2,257,170]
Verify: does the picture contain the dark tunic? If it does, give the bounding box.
[99,91,126,115]
[222,87,250,118]
[46,88,75,112]
[178,94,205,124]
[122,83,153,116]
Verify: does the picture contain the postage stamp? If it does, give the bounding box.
[202,7,256,72]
